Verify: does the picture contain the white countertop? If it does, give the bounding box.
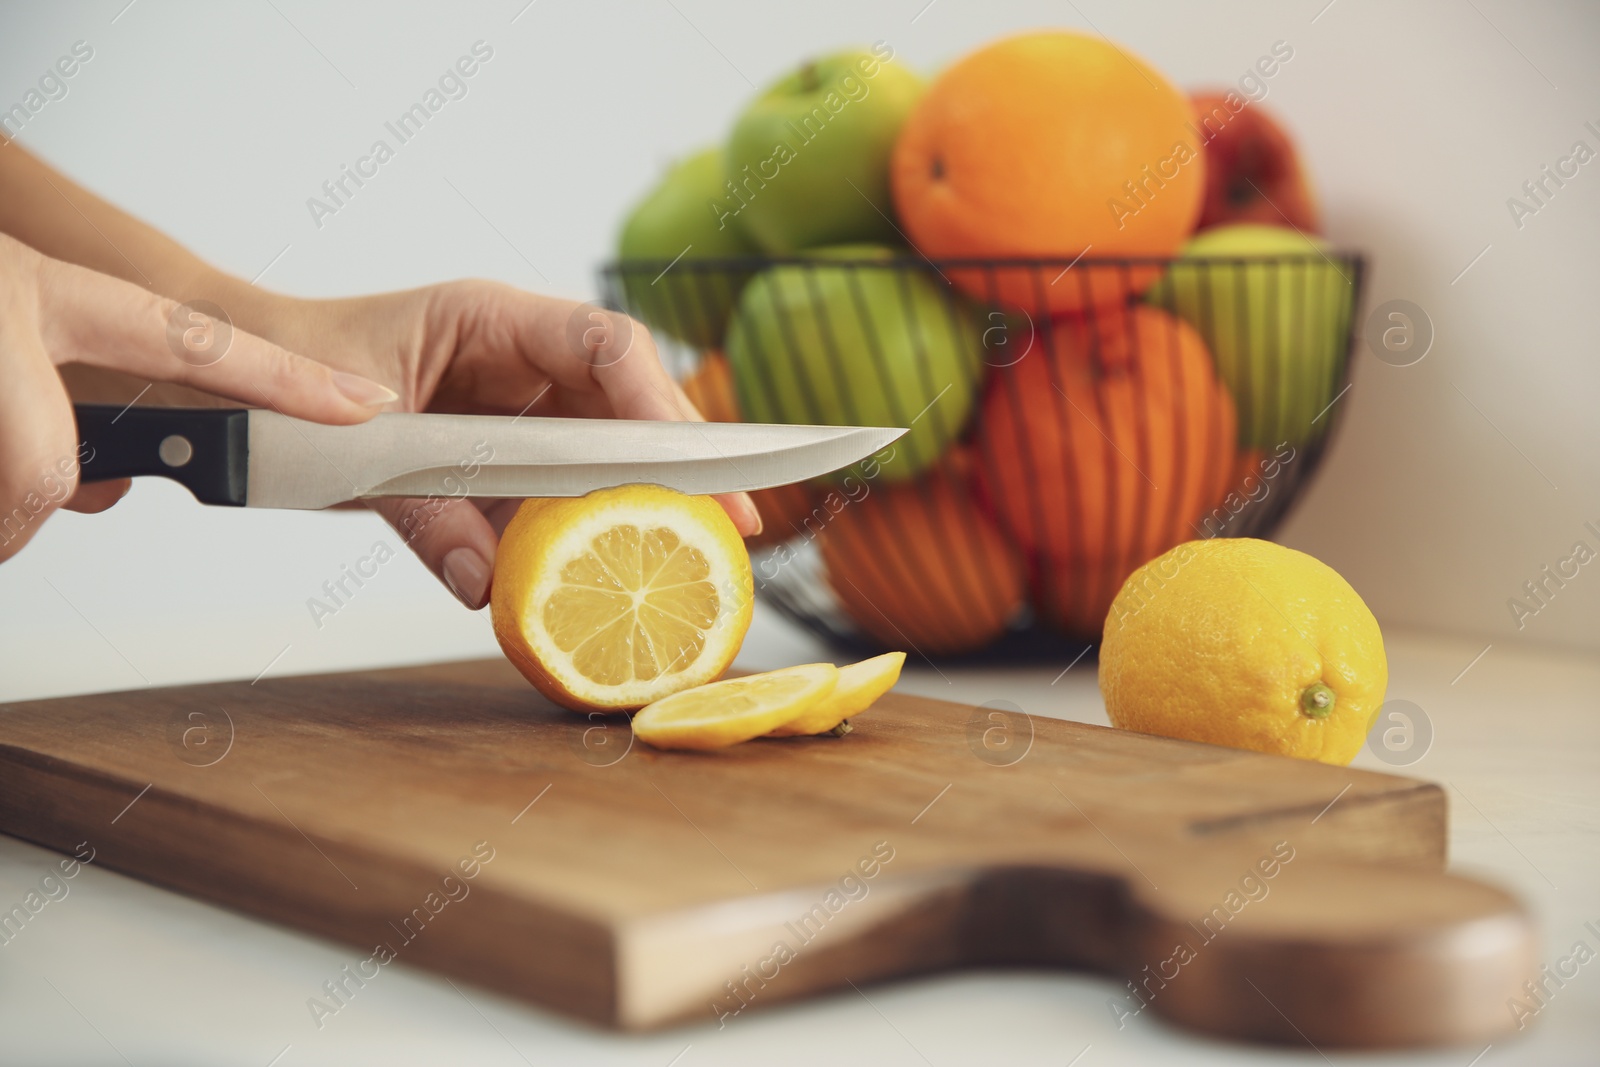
[1,610,1597,1066]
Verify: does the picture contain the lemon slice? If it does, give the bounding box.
[633,663,840,751]
[769,652,905,736]
[491,484,754,711]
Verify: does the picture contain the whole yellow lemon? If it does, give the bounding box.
[1098,539,1387,765]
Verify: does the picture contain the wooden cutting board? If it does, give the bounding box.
[0,658,1531,1048]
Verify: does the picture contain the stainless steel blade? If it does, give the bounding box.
[245,412,906,509]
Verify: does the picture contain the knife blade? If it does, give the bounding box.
[73,405,906,510]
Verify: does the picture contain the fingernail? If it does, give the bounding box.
[442,547,491,609]
[740,495,763,537]
[332,371,400,408]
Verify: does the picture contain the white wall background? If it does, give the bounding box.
[0,0,1596,702]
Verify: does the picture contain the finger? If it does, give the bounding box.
[0,338,80,563]
[714,492,762,538]
[37,255,397,424]
[575,310,694,422]
[561,310,763,536]
[625,371,763,536]
[368,494,498,610]
[475,498,522,539]
[63,478,130,514]
[446,287,762,535]
[448,293,688,420]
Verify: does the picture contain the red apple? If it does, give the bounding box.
[1190,91,1320,233]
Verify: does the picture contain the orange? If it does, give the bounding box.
[680,351,739,420]
[818,451,1026,655]
[891,31,1203,315]
[681,353,821,548]
[972,306,1236,635]
[1195,447,1265,539]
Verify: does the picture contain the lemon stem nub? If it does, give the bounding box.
[829,720,853,737]
[1300,683,1336,719]
[798,62,819,92]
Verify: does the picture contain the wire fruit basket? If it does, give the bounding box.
[599,254,1364,661]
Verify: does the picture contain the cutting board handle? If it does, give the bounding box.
[75,404,249,505]
[1093,846,1530,1047]
[918,843,1533,1049]
[650,842,1534,1046]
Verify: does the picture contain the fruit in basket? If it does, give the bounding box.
[491,485,753,711]
[770,651,905,736]
[819,452,1025,654]
[972,306,1236,636]
[1191,92,1320,233]
[1194,446,1266,538]
[617,148,760,347]
[1144,223,1353,448]
[681,354,821,546]
[724,244,982,483]
[1099,538,1387,765]
[725,47,924,253]
[890,30,1203,315]
[633,663,839,751]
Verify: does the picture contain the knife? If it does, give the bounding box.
[73,404,905,509]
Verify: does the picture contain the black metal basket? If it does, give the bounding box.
[599,253,1365,662]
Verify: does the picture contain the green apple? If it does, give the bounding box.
[617,147,759,348]
[1145,224,1355,448]
[725,244,981,482]
[724,48,922,253]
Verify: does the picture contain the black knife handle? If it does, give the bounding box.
[74,404,249,506]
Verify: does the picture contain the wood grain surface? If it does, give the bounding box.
[0,658,1533,1047]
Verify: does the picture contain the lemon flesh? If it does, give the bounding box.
[543,523,718,686]
[634,663,840,751]
[769,652,905,736]
[491,485,754,711]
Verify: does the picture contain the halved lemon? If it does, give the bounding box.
[633,663,839,751]
[769,651,906,736]
[491,484,754,711]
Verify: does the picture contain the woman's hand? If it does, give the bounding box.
[0,232,397,562]
[238,280,762,609]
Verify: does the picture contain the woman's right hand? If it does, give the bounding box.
[0,231,398,562]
